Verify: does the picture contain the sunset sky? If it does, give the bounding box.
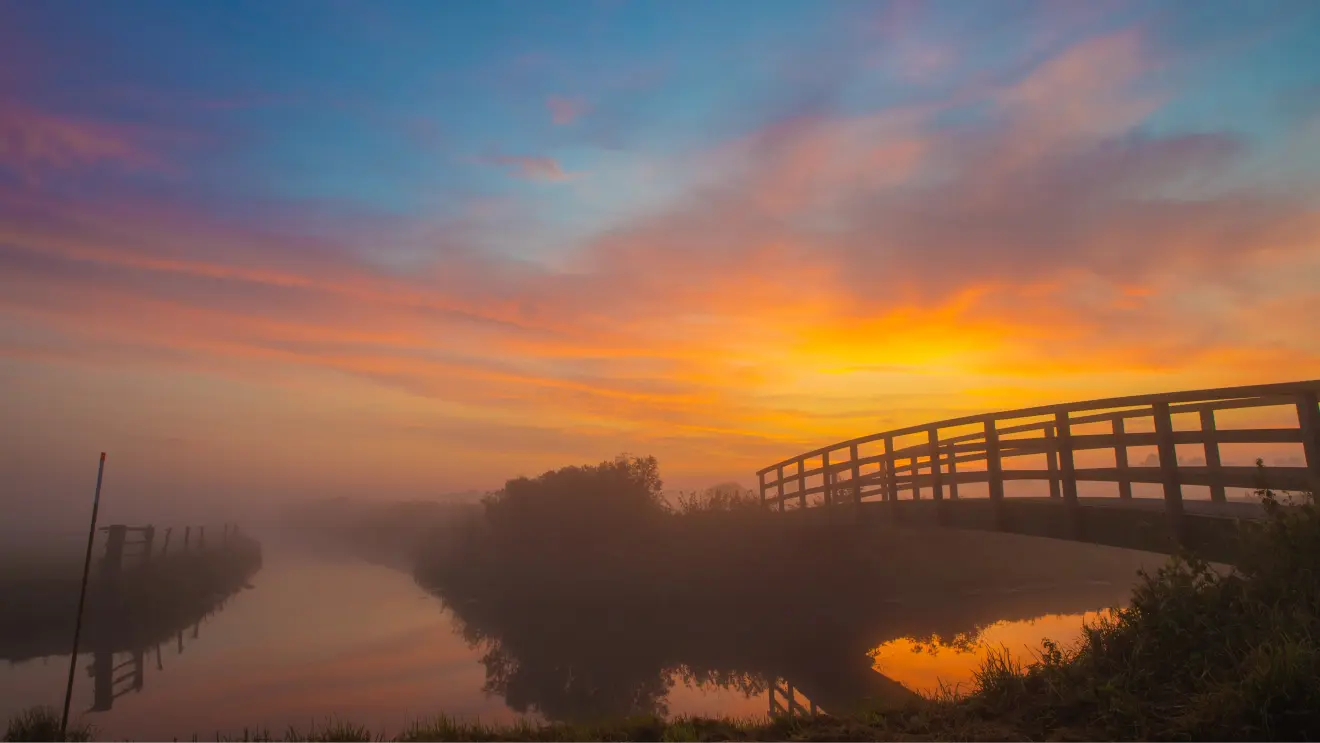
[3,0,1319,524]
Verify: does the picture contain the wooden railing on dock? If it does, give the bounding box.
[756,380,1320,544]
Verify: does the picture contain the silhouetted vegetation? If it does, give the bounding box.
[2,707,91,743]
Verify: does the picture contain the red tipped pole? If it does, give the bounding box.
[61,452,106,740]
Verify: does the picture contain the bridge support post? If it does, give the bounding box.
[1045,426,1061,499]
[759,471,767,511]
[1297,391,1320,495]
[984,420,1006,531]
[1114,416,1133,499]
[1200,409,1226,503]
[1153,401,1188,548]
[1055,412,1082,540]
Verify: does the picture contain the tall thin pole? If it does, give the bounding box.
[61,452,106,740]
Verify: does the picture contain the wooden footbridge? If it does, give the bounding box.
[756,380,1320,561]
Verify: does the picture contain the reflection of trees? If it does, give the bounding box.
[416,456,1155,720]
[430,575,1143,723]
[448,604,760,723]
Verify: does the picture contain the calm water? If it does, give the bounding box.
[1,536,1148,740]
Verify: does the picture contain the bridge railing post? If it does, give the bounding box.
[1200,408,1226,503]
[822,450,832,508]
[1045,425,1061,499]
[1114,416,1133,499]
[776,464,786,513]
[1054,411,1082,539]
[984,419,1005,530]
[884,435,897,503]
[797,459,807,510]
[910,449,921,501]
[1297,391,1320,495]
[759,471,767,511]
[946,444,959,500]
[928,427,943,502]
[850,443,862,507]
[1152,401,1187,547]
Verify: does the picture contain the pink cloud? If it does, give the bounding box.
[546,95,588,125]
[0,102,150,175]
[2,27,1319,491]
[480,153,578,182]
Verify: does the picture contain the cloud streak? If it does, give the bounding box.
[478,154,579,182]
[2,11,1318,498]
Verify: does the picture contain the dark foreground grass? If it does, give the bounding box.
[9,473,1318,741]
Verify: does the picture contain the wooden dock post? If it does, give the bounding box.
[183,526,192,553]
[141,526,156,567]
[160,527,172,557]
[102,526,127,583]
[1152,401,1187,547]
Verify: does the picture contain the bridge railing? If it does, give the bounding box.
[756,380,1320,541]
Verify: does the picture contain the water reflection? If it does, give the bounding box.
[87,619,205,712]
[432,579,1139,722]
[2,538,1158,739]
[869,609,1113,696]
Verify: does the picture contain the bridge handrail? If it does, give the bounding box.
[755,380,1320,523]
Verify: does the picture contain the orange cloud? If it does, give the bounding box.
[2,28,1319,496]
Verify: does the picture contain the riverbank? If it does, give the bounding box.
[10,474,1318,741]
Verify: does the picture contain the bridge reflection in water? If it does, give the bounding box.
[757,380,1320,562]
